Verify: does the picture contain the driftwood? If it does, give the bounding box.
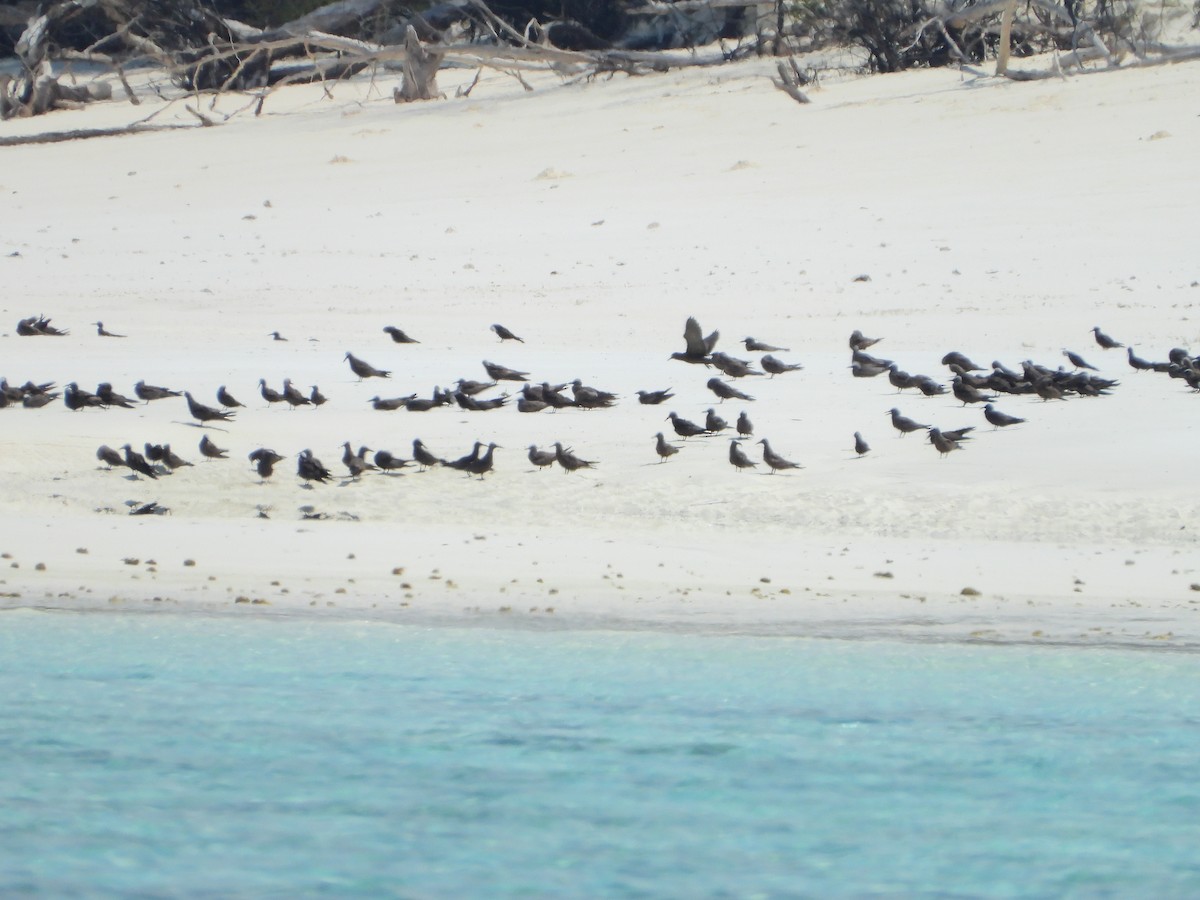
[395,25,445,101]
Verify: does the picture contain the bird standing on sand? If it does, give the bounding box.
[64,383,104,411]
[758,438,801,473]
[249,448,285,481]
[889,408,928,436]
[671,316,718,365]
[96,445,125,469]
[135,381,181,402]
[270,331,288,341]
[1092,327,1124,349]
[850,330,882,350]
[928,427,962,457]
[94,322,125,337]
[941,351,984,372]
[162,445,193,470]
[96,383,136,408]
[704,408,729,433]
[282,378,311,409]
[467,443,500,479]
[200,435,229,460]
[707,377,754,402]
[383,326,420,344]
[527,445,557,470]
[1063,349,1099,371]
[121,444,159,479]
[412,439,441,471]
[297,449,332,484]
[667,412,707,438]
[636,389,674,405]
[983,403,1026,429]
[483,361,528,382]
[491,324,524,343]
[553,442,596,473]
[952,377,996,406]
[728,439,757,472]
[310,385,327,407]
[185,391,235,424]
[854,432,870,456]
[736,411,754,437]
[443,442,483,472]
[217,385,244,408]
[654,433,679,463]
[761,355,804,377]
[374,450,409,473]
[744,337,789,352]
[345,352,391,380]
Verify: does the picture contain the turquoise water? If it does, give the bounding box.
[1,611,1197,897]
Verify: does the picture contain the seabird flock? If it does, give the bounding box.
[7,314,1199,498]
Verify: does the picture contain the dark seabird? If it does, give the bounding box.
[983,403,1025,429]
[952,377,997,406]
[185,391,235,423]
[94,322,125,337]
[1092,327,1123,349]
[412,439,441,471]
[671,316,719,365]
[758,438,801,473]
[17,315,68,336]
[853,348,893,368]
[297,449,333,484]
[21,391,58,409]
[217,385,244,408]
[854,432,870,456]
[654,432,679,463]
[122,444,159,479]
[887,365,916,392]
[270,331,288,341]
[199,435,229,460]
[941,426,975,442]
[527,445,557,470]
[540,382,576,409]
[850,360,889,378]
[744,337,789,353]
[345,446,374,479]
[728,439,757,472]
[736,411,753,436]
[927,428,961,457]
[64,383,105,411]
[456,378,498,396]
[96,383,136,409]
[383,326,420,344]
[135,380,181,402]
[1034,379,1066,402]
[636,389,675,405]
[162,445,193,469]
[249,448,285,481]
[849,330,882,351]
[1125,347,1157,372]
[96,445,125,469]
[404,396,438,412]
[370,395,415,411]
[310,385,327,407]
[491,324,524,343]
[454,391,507,411]
[707,377,754,402]
[553,442,596,473]
[144,443,165,462]
[1062,349,1099,371]
[914,376,947,396]
[760,355,804,377]
[941,351,984,372]
[517,397,549,413]
[667,412,707,438]
[571,382,617,410]
[345,352,391,380]
[704,408,729,433]
[259,379,285,406]
[443,442,483,471]
[888,408,928,436]
[710,352,763,378]
[0,379,25,404]
[282,378,312,409]
[482,361,529,382]
[466,443,500,479]
[374,450,409,473]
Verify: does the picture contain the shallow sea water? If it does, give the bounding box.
[1,610,1198,897]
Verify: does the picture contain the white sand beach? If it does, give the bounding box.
[2,49,1199,646]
